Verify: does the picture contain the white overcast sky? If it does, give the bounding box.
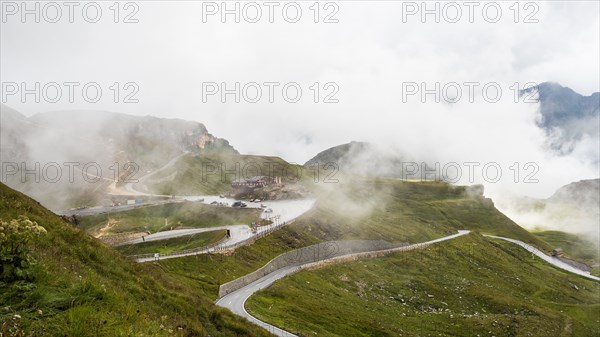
[1,1,599,197]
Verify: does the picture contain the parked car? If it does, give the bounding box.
[232,201,247,207]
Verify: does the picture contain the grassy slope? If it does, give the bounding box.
[247,233,600,337]
[0,183,271,337]
[78,201,261,235]
[160,179,549,300]
[116,230,227,255]
[300,179,546,246]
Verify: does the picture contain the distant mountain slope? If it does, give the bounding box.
[29,110,237,156]
[0,105,237,208]
[495,178,600,243]
[522,82,600,155]
[548,178,600,206]
[304,141,372,166]
[0,182,270,336]
[304,141,409,177]
[1,105,237,168]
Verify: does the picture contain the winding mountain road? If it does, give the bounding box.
[216,230,472,337]
[57,153,600,335]
[217,230,599,337]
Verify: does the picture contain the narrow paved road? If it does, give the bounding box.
[217,265,302,337]
[115,225,251,246]
[126,198,316,262]
[483,234,600,281]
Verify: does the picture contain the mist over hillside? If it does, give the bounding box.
[495,178,600,245]
[2,2,600,335]
[304,141,410,177]
[0,105,236,208]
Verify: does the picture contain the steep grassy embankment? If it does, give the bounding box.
[0,182,271,336]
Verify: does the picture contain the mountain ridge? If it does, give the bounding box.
[522,82,600,155]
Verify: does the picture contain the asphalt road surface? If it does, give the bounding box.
[115,225,251,246]
[217,265,302,337]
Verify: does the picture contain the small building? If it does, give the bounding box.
[232,176,280,189]
[551,248,564,257]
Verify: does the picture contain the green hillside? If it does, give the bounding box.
[0,172,559,336]
[247,233,600,336]
[300,178,547,245]
[0,182,270,337]
[160,178,550,301]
